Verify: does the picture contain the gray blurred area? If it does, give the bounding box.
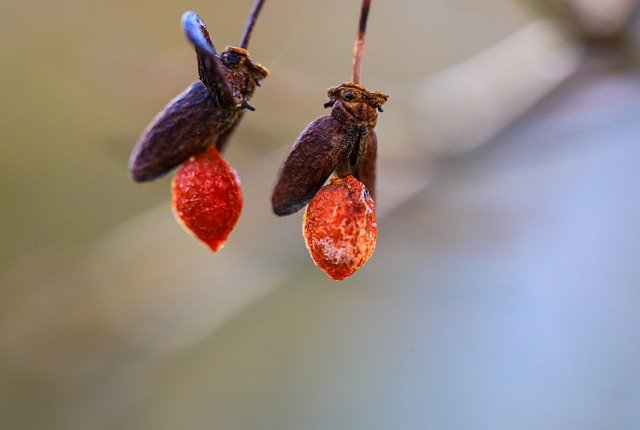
[1,0,640,429]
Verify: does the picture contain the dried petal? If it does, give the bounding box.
[357,129,377,200]
[182,10,236,107]
[172,146,243,252]
[129,82,219,182]
[271,116,356,216]
[303,175,377,280]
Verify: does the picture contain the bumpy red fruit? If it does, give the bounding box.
[172,146,243,252]
[303,175,377,280]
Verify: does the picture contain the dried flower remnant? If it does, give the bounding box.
[303,176,377,280]
[271,0,387,279]
[128,2,268,251]
[172,146,242,252]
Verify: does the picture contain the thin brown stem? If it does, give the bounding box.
[239,0,267,49]
[352,0,371,84]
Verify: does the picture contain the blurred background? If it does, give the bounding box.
[1,0,640,428]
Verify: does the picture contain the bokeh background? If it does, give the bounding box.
[2,0,640,428]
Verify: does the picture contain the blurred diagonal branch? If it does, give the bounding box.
[537,0,640,44]
[413,19,581,156]
[413,0,640,157]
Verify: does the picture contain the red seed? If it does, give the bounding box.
[303,175,377,280]
[172,146,243,252]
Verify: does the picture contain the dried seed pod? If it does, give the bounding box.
[172,146,243,252]
[303,175,377,280]
[271,83,387,216]
[129,9,269,182]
